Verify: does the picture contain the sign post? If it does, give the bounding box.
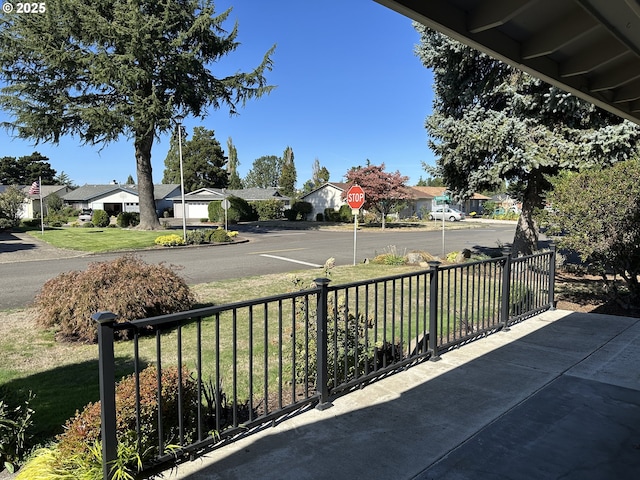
[434,195,451,259]
[221,198,230,231]
[346,185,365,265]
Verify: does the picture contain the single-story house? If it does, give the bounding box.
[490,194,522,214]
[23,184,74,219]
[172,187,290,219]
[0,184,73,219]
[62,183,181,217]
[299,182,349,220]
[402,187,489,218]
[301,183,489,221]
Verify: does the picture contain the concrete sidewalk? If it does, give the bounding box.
[163,309,640,479]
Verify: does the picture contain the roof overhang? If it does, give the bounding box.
[376,0,640,125]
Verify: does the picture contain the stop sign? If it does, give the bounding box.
[346,184,365,210]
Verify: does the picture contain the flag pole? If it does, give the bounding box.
[39,176,44,235]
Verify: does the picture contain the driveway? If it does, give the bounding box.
[0,231,86,263]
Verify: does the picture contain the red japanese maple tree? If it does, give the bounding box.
[344,163,411,229]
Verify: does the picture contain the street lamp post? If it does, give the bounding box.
[175,115,187,243]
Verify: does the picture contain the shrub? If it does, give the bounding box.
[316,213,324,221]
[540,160,640,305]
[283,209,298,221]
[0,218,14,231]
[155,234,185,246]
[44,209,72,225]
[371,245,406,265]
[33,255,194,343]
[228,196,258,222]
[0,185,25,227]
[446,251,459,263]
[91,209,110,228]
[208,201,222,223]
[211,227,231,243]
[116,211,140,228]
[19,219,39,228]
[45,193,63,213]
[57,365,198,460]
[186,229,206,245]
[324,208,340,222]
[208,196,257,223]
[338,204,354,222]
[251,199,284,220]
[0,389,35,474]
[294,294,402,388]
[291,201,313,220]
[18,365,198,479]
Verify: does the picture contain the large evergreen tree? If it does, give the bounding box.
[226,137,243,189]
[0,0,274,229]
[53,171,74,187]
[163,127,228,191]
[415,25,640,255]
[244,155,282,188]
[0,152,56,185]
[302,157,330,194]
[279,146,296,196]
[312,158,330,185]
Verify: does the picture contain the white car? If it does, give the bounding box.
[428,207,465,222]
[78,209,93,222]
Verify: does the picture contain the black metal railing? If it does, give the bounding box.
[94,248,555,478]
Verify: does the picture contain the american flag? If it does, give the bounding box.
[28,180,40,195]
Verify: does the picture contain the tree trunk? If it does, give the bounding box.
[135,130,161,230]
[511,173,544,256]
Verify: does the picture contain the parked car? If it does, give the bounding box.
[78,208,93,222]
[428,207,465,222]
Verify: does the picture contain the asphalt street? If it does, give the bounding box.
[0,221,517,310]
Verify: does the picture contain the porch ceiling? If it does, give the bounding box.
[376,0,640,125]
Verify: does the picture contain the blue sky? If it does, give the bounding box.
[0,0,435,188]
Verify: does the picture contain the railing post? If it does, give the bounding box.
[93,311,118,480]
[314,278,332,410]
[500,250,512,331]
[548,244,556,310]
[428,261,441,361]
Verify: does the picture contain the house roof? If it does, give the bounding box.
[228,187,290,201]
[409,186,490,200]
[377,0,640,126]
[409,186,440,199]
[300,182,350,199]
[174,187,290,203]
[0,184,69,198]
[24,185,70,199]
[62,184,180,201]
[0,184,22,194]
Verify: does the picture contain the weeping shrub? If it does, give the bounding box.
[34,255,194,343]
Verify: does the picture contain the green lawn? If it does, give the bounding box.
[5,228,505,449]
[0,263,425,443]
[27,226,175,252]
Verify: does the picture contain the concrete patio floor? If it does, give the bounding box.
[163,309,640,479]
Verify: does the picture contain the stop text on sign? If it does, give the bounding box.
[348,192,364,203]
